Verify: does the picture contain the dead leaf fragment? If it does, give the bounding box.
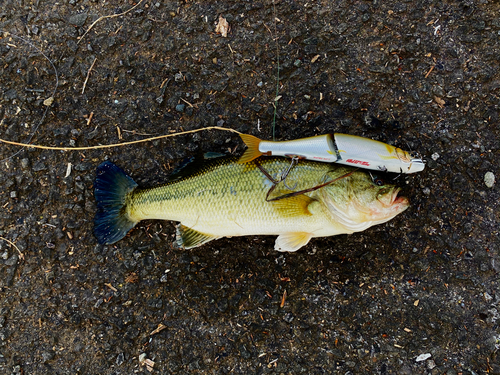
[434,96,445,107]
[215,15,230,37]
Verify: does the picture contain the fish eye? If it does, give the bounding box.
[369,172,385,186]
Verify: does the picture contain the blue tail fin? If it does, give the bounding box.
[94,161,138,245]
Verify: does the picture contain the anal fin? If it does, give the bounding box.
[275,232,313,252]
[176,224,219,249]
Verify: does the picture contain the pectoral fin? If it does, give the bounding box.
[176,224,219,249]
[275,232,313,252]
[271,194,314,217]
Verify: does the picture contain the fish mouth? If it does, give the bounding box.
[379,187,409,207]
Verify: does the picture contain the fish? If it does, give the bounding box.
[94,156,409,252]
[238,133,425,174]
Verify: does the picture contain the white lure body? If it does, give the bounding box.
[239,133,425,174]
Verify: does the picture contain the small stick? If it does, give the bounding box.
[82,58,97,94]
[78,0,145,44]
[0,237,24,260]
[180,98,194,108]
[424,65,435,78]
[86,111,94,126]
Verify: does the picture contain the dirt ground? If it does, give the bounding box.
[0,0,499,374]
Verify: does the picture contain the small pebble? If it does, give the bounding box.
[139,353,147,363]
[10,191,17,198]
[416,353,432,362]
[257,81,263,87]
[175,104,185,112]
[484,172,495,188]
[174,72,183,82]
[431,152,440,161]
[427,359,437,369]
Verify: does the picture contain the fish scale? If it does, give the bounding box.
[93,156,409,251]
[128,157,332,236]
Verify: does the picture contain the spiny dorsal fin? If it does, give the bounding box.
[275,232,313,252]
[176,224,219,249]
[169,153,229,182]
[238,133,263,164]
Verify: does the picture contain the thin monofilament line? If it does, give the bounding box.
[0,31,59,162]
[272,0,279,142]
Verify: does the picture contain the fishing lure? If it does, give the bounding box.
[238,133,425,174]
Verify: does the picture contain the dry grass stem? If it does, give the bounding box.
[78,0,145,44]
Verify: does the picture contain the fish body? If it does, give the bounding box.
[238,133,425,174]
[94,156,409,252]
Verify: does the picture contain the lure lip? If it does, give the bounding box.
[405,156,426,173]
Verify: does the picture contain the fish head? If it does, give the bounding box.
[321,168,409,231]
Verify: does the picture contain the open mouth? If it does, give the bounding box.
[391,188,409,206]
[379,187,408,207]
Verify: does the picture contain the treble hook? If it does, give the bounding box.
[279,156,299,190]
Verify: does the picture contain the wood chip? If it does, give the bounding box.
[105,283,117,292]
[64,163,72,178]
[434,96,445,107]
[145,359,154,372]
[43,97,54,106]
[280,290,287,308]
[414,299,419,306]
[311,54,320,63]
[150,323,167,336]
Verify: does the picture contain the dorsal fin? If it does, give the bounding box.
[168,152,228,181]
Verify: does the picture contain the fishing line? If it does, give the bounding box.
[271,0,280,141]
[0,31,59,163]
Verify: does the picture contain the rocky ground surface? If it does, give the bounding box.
[0,0,499,374]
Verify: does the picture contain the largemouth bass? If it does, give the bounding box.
[94,156,409,252]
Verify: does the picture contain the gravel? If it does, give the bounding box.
[0,0,499,374]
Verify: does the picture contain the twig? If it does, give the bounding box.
[86,112,94,126]
[180,98,194,108]
[0,237,24,260]
[82,57,97,94]
[78,0,144,44]
[0,126,242,151]
[424,64,435,78]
